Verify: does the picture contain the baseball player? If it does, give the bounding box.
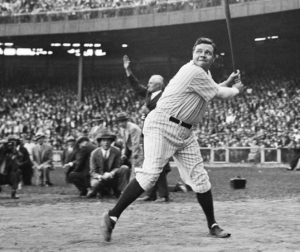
[100,37,244,241]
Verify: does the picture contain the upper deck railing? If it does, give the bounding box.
[2,0,281,25]
[0,0,223,24]
[1,0,298,36]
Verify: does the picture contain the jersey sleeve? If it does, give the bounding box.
[189,69,219,102]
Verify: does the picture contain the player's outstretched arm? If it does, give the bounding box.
[215,81,244,100]
[123,55,132,77]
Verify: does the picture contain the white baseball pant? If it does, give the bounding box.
[135,109,211,193]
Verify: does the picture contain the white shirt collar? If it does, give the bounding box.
[151,90,162,100]
[101,147,110,157]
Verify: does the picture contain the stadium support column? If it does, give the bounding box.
[297,44,300,71]
[46,56,51,89]
[91,46,96,80]
[1,44,6,85]
[78,45,83,103]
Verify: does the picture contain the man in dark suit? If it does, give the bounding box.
[123,55,170,202]
[67,136,97,197]
[88,128,130,199]
[61,135,78,182]
[17,137,33,186]
[32,132,54,186]
[0,135,22,199]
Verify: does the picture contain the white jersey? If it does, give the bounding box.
[156,61,219,125]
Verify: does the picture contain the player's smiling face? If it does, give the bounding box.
[192,43,215,71]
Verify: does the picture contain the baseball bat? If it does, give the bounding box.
[224,0,236,73]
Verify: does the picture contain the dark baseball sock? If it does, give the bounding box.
[109,178,144,219]
[196,189,216,229]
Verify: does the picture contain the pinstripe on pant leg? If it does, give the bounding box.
[136,109,211,193]
[173,133,211,193]
[136,110,177,191]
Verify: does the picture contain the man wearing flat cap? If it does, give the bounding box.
[0,135,23,199]
[89,113,106,143]
[89,128,130,198]
[32,132,54,186]
[115,112,142,173]
[61,136,78,183]
[67,135,97,197]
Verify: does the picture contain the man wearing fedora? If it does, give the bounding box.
[89,114,105,143]
[0,135,23,199]
[115,112,141,174]
[61,135,78,183]
[32,132,54,186]
[123,55,171,202]
[88,128,130,199]
[67,136,97,197]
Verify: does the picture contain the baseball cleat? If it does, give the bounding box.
[209,224,231,238]
[100,212,115,242]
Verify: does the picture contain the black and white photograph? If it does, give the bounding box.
[0,0,300,251]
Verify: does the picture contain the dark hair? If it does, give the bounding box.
[192,37,217,55]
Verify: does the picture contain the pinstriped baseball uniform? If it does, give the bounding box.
[135,61,219,193]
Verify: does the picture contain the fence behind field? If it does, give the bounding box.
[53,146,293,167]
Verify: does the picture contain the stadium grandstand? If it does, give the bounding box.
[0,0,300,165]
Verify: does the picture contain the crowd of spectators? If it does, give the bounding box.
[0,0,263,25]
[0,0,259,17]
[196,68,300,150]
[0,77,143,150]
[0,66,300,163]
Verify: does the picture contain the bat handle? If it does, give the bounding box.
[234,69,241,84]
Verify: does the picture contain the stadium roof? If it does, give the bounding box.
[2,9,299,53]
[1,8,300,73]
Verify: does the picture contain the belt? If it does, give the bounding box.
[169,116,192,129]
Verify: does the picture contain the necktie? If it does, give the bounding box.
[39,144,43,163]
[103,151,109,172]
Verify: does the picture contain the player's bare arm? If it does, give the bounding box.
[232,81,245,93]
[215,81,244,100]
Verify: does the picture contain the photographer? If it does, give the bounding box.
[17,136,33,186]
[0,135,23,199]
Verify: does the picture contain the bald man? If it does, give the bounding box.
[123,55,170,202]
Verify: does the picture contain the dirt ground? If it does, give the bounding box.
[1,167,300,252]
